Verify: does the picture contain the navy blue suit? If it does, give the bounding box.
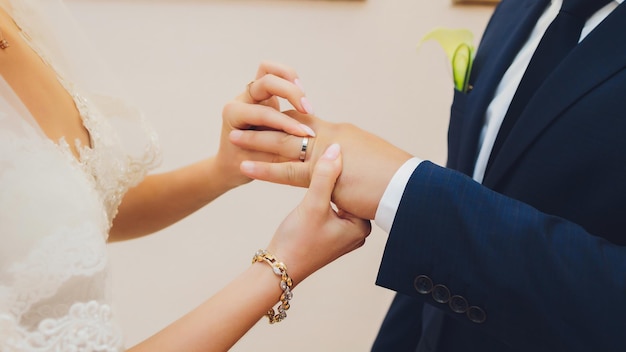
[372,0,626,351]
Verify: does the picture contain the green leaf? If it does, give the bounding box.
[419,27,475,92]
[452,43,473,92]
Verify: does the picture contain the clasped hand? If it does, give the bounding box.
[223,61,413,221]
[219,61,382,284]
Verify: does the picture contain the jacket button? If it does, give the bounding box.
[431,284,451,304]
[448,295,469,313]
[413,275,433,294]
[466,306,487,323]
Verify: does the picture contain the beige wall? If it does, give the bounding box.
[67,0,493,350]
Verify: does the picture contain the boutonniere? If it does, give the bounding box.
[419,27,475,93]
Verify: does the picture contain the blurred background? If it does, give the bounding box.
[67,0,493,350]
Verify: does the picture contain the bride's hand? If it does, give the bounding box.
[239,61,314,114]
[217,62,315,189]
[265,144,372,285]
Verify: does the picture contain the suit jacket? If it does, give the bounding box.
[372,0,626,351]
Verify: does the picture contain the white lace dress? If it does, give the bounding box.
[0,0,160,350]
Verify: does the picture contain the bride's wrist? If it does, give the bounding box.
[252,249,295,324]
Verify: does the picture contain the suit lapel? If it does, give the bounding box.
[483,2,626,188]
[453,0,549,175]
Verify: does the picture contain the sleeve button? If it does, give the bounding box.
[448,295,469,313]
[413,275,433,294]
[466,306,487,323]
[431,284,451,304]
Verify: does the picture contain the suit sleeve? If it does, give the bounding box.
[375,161,626,350]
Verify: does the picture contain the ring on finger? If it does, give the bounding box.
[299,137,309,162]
[247,80,258,103]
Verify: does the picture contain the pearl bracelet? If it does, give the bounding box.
[252,249,294,324]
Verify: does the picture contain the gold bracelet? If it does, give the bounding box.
[252,249,293,324]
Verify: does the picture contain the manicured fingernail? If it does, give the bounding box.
[230,130,243,140]
[301,97,314,114]
[240,161,255,173]
[299,124,316,137]
[294,78,305,93]
[322,143,341,160]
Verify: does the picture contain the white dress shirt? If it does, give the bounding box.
[375,0,623,233]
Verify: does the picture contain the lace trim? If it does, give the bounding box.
[2,223,108,321]
[72,92,161,225]
[0,301,124,352]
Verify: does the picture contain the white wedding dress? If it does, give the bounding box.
[0,0,160,350]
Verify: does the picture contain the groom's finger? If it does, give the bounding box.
[240,159,311,188]
[230,130,313,161]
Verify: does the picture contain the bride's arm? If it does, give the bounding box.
[109,63,315,241]
[128,262,288,352]
[128,144,371,352]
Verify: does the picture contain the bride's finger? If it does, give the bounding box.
[337,208,372,235]
[247,75,314,115]
[230,130,316,161]
[255,61,300,82]
[299,144,341,214]
[222,101,315,137]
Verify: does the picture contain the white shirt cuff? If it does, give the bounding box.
[374,157,423,233]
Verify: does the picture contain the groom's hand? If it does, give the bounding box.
[231,110,413,220]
